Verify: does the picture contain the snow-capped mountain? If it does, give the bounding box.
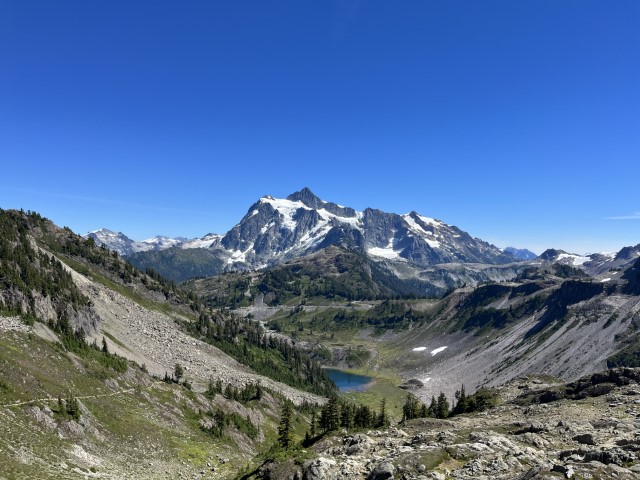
[85,228,192,256]
[217,187,517,269]
[180,233,222,250]
[537,247,640,276]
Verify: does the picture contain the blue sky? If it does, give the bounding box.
[1,1,639,254]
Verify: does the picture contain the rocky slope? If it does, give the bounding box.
[67,263,323,405]
[255,369,640,480]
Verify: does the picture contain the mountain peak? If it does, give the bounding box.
[286,187,324,208]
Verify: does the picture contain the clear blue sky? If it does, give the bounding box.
[1,1,639,254]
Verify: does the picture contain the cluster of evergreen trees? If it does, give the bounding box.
[274,395,389,451]
[56,392,81,420]
[402,385,499,421]
[50,316,129,373]
[205,377,263,404]
[189,312,337,397]
[200,408,259,439]
[0,209,89,320]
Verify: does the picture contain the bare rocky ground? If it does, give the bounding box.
[378,291,640,404]
[66,267,323,406]
[258,371,640,480]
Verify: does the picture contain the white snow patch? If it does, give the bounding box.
[260,222,275,234]
[368,246,400,259]
[402,214,441,249]
[601,278,612,283]
[181,234,221,249]
[424,377,432,382]
[556,253,590,266]
[430,346,447,356]
[317,208,362,228]
[368,237,401,260]
[227,244,254,264]
[260,197,309,231]
[412,347,427,352]
[417,214,443,227]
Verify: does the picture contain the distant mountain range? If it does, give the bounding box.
[85,188,639,294]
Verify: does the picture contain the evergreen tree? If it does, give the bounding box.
[377,398,389,427]
[427,395,437,417]
[277,402,293,449]
[255,383,262,400]
[436,392,450,419]
[402,393,420,421]
[310,410,317,437]
[453,384,468,415]
[320,396,341,432]
[66,392,80,420]
[174,363,184,383]
[101,336,109,354]
[340,402,354,430]
[206,377,216,397]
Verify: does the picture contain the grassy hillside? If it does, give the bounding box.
[0,323,315,479]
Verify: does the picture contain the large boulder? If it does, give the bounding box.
[367,461,395,480]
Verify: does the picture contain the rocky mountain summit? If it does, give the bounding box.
[85,228,188,256]
[219,188,517,269]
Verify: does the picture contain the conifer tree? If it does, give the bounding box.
[310,410,317,437]
[436,392,450,419]
[320,396,341,432]
[174,363,184,383]
[402,393,420,421]
[277,402,293,449]
[427,395,437,417]
[453,384,468,414]
[377,398,389,427]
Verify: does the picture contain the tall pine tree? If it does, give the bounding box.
[277,402,293,449]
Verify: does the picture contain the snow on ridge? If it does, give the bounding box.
[402,214,441,249]
[417,214,443,227]
[260,197,309,231]
[317,207,362,229]
[556,253,590,266]
[260,195,364,232]
[181,234,221,249]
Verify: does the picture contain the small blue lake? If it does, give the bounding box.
[325,368,374,392]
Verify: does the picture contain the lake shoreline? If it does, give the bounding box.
[324,367,376,393]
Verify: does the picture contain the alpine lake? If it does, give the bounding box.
[324,368,375,392]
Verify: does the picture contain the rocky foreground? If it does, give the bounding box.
[259,369,640,479]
